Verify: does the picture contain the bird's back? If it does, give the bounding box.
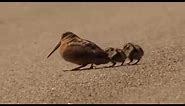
[134,44,144,56]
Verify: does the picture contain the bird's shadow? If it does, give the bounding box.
[62,63,140,72]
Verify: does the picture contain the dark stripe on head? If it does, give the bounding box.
[61,31,74,39]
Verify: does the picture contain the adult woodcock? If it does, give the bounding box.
[47,32,110,71]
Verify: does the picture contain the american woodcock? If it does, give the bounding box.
[122,42,144,65]
[47,32,110,71]
[104,47,126,67]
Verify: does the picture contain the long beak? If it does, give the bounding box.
[47,41,61,58]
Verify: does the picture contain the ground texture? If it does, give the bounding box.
[0,3,185,103]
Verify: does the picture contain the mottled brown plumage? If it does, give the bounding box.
[122,42,144,65]
[47,32,110,71]
[105,47,126,67]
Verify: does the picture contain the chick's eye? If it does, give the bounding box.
[124,46,129,50]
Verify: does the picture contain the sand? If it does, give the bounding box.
[0,2,185,103]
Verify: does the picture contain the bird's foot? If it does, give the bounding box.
[89,64,96,69]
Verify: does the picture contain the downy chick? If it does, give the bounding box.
[105,47,126,67]
[122,42,144,65]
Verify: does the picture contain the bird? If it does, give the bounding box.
[122,42,144,65]
[104,47,127,67]
[47,31,110,71]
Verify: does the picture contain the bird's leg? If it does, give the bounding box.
[128,58,133,65]
[71,64,88,71]
[121,60,125,66]
[110,62,116,67]
[89,64,96,69]
[90,64,94,69]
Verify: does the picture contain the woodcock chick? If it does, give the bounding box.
[104,47,126,67]
[122,42,144,65]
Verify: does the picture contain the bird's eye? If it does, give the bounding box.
[126,46,129,49]
[124,46,129,50]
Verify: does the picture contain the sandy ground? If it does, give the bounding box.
[0,2,185,103]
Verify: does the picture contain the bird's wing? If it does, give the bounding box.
[69,39,107,57]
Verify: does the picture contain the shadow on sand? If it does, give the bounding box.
[62,64,140,72]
